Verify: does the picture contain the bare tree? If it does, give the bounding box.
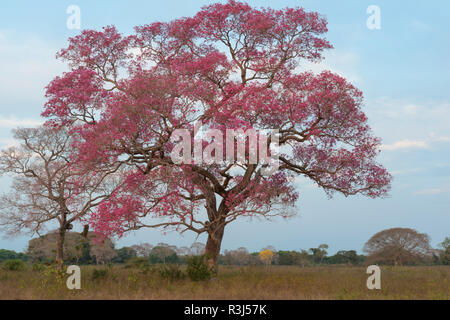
[176,246,191,257]
[27,235,55,262]
[190,242,206,256]
[90,237,117,264]
[438,237,450,265]
[309,244,329,264]
[224,247,250,265]
[363,228,432,266]
[27,231,116,264]
[0,127,119,265]
[130,243,154,258]
[295,249,312,267]
[150,243,178,264]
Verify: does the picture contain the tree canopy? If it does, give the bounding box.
[363,228,433,266]
[33,0,391,270]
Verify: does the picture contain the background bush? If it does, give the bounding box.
[187,255,211,281]
[92,268,109,280]
[3,259,25,271]
[159,264,185,281]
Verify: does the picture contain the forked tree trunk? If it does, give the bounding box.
[204,224,225,274]
[56,228,66,267]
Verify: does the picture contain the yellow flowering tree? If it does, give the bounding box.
[259,249,274,266]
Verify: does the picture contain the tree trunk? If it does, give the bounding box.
[56,228,66,267]
[204,224,225,274]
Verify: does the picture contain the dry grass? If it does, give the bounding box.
[0,264,448,300]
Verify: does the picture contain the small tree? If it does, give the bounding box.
[176,246,191,257]
[223,247,250,265]
[113,247,137,264]
[0,127,118,266]
[90,239,117,265]
[328,250,363,265]
[150,243,178,264]
[309,244,328,264]
[190,242,206,256]
[294,249,312,267]
[363,228,432,266]
[130,243,154,258]
[438,237,450,265]
[259,249,274,266]
[26,231,115,264]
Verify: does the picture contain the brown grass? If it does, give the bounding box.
[0,264,448,300]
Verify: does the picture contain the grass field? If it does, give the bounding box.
[0,264,448,300]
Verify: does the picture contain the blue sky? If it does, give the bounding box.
[0,1,449,254]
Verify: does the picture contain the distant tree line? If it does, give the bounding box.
[220,246,366,266]
[0,249,28,262]
[1,228,448,267]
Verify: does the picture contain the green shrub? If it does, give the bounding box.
[125,257,152,273]
[187,255,211,281]
[0,249,28,262]
[126,257,149,268]
[32,262,45,272]
[3,259,26,271]
[92,268,109,280]
[159,264,185,281]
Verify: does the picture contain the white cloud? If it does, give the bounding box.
[381,139,429,151]
[0,30,66,107]
[367,98,450,121]
[390,168,423,176]
[366,98,450,153]
[0,115,42,128]
[0,138,18,148]
[296,51,362,85]
[415,187,450,196]
[380,133,450,152]
[434,136,450,142]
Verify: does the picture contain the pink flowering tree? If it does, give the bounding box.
[42,1,391,270]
